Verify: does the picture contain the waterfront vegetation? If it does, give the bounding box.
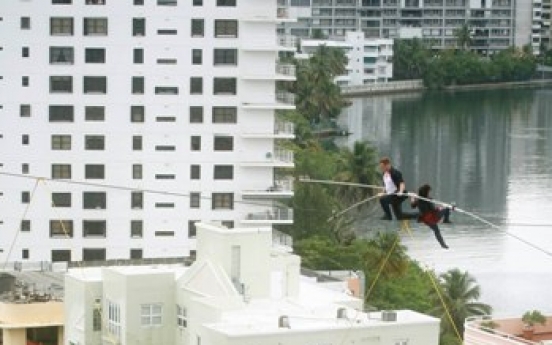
[284,46,492,344]
[393,38,538,89]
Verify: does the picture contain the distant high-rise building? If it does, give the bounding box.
[0,0,296,263]
[278,0,551,55]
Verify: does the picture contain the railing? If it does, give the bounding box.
[340,79,424,95]
[272,229,293,250]
[274,148,294,163]
[464,316,538,345]
[275,121,295,135]
[276,63,296,77]
[276,91,296,105]
[277,7,289,19]
[277,35,298,49]
[246,207,294,221]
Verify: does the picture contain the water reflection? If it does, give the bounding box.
[338,88,552,315]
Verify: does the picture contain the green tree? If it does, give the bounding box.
[393,38,431,80]
[310,28,326,39]
[454,23,472,51]
[334,141,380,206]
[364,232,409,280]
[431,269,492,337]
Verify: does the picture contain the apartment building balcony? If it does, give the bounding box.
[240,149,294,168]
[241,177,294,199]
[241,35,297,52]
[272,229,293,252]
[242,121,295,139]
[242,206,294,225]
[242,91,296,110]
[242,63,296,81]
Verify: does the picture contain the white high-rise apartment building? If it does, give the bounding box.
[0,0,297,263]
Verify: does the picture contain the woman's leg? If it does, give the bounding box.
[437,208,451,223]
[428,224,449,249]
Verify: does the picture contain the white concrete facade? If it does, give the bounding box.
[0,0,295,263]
[299,32,393,85]
[65,223,441,345]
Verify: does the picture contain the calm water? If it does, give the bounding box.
[336,88,552,317]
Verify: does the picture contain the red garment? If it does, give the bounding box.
[419,210,440,226]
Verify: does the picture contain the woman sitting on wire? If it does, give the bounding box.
[410,184,453,249]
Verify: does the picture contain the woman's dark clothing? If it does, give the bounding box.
[412,199,450,249]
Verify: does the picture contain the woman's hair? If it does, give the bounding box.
[418,184,431,198]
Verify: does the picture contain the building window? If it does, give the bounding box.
[133,18,146,36]
[130,249,143,259]
[214,49,238,66]
[190,165,200,180]
[49,106,74,122]
[50,220,74,238]
[131,220,143,238]
[132,164,143,179]
[52,135,71,150]
[50,47,74,64]
[212,107,237,123]
[134,0,144,4]
[221,220,234,229]
[213,78,237,95]
[22,249,29,260]
[84,18,108,36]
[50,76,73,93]
[177,305,187,328]
[190,136,201,151]
[155,87,178,95]
[22,47,30,58]
[20,104,31,117]
[155,174,175,180]
[190,106,203,123]
[188,221,198,238]
[52,250,71,262]
[85,48,106,63]
[156,116,176,122]
[52,193,71,207]
[86,0,107,4]
[83,248,106,261]
[22,134,30,145]
[192,49,202,64]
[214,136,234,151]
[85,164,105,179]
[214,165,233,180]
[93,305,102,332]
[132,191,143,209]
[83,192,107,209]
[22,76,29,87]
[157,29,177,35]
[217,0,236,5]
[155,202,174,208]
[133,136,143,151]
[50,17,74,36]
[158,0,177,5]
[52,164,72,179]
[83,220,107,238]
[191,19,204,37]
[134,48,144,64]
[83,76,107,94]
[85,106,105,121]
[22,163,30,174]
[131,106,145,123]
[21,17,31,30]
[190,77,203,95]
[53,0,72,4]
[214,20,238,38]
[85,135,105,150]
[156,58,177,65]
[141,304,163,327]
[132,77,145,94]
[22,191,30,204]
[212,193,234,210]
[155,145,175,151]
[190,193,200,208]
[107,300,121,338]
[21,220,31,232]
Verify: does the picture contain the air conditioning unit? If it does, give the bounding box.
[381,310,397,322]
[337,307,348,320]
[279,315,290,329]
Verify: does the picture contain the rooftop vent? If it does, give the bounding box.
[381,310,397,322]
[337,307,348,320]
[279,315,290,329]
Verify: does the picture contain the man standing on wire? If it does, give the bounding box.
[377,157,417,221]
[410,184,452,249]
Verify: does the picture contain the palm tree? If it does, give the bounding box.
[334,141,380,206]
[364,232,409,280]
[454,23,472,51]
[431,269,492,337]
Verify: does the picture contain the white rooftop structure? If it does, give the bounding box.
[65,223,440,345]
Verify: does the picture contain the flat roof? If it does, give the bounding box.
[67,264,189,281]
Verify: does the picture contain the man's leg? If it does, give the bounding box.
[379,195,393,220]
[391,197,418,220]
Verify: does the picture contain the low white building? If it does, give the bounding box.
[299,32,394,87]
[64,223,440,345]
